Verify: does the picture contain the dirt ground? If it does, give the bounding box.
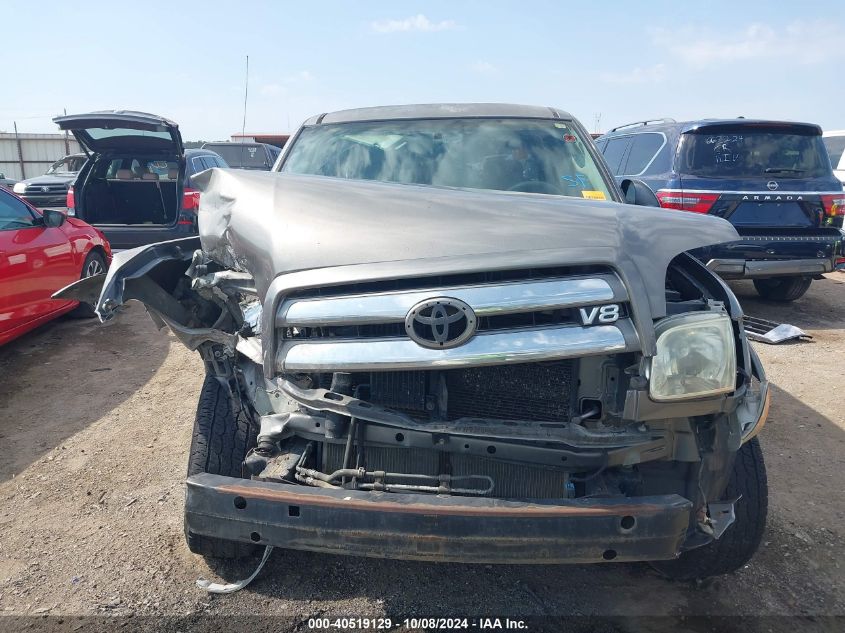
[1,274,844,631]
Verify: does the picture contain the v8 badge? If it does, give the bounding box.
[579,304,621,325]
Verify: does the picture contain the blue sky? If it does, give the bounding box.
[2,0,843,140]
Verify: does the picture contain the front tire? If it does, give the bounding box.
[185,375,259,559]
[68,250,107,318]
[650,437,768,581]
[753,276,812,302]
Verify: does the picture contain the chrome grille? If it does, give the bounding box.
[275,269,637,372]
[25,184,66,193]
[280,274,620,328]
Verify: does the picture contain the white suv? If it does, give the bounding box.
[823,130,845,185]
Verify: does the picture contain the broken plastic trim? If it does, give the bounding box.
[196,545,274,594]
[92,237,199,320]
[706,501,737,540]
[744,315,812,344]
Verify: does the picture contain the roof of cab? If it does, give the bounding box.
[602,118,823,137]
[681,119,822,135]
[304,103,574,126]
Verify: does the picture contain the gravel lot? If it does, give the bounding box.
[1,274,844,631]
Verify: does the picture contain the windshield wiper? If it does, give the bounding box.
[764,168,805,174]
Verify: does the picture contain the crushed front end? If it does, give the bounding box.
[61,172,770,565]
[186,253,768,564]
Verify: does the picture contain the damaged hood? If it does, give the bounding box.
[192,169,739,319]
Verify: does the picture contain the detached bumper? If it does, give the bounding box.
[695,230,842,279]
[186,473,692,564]
[705,257,834,278]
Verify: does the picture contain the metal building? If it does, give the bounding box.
[0,131,81,181]
[230,133,290,147]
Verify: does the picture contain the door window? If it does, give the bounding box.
[0,191,37,230]
[621,133,664,175]
[189,156,224,172]
[600,137,631,175]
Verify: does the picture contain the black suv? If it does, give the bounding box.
[596,118,845,301]
[54,111,229,250]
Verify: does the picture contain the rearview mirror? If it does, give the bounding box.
[620,179,660,207]
[42,208,67,228]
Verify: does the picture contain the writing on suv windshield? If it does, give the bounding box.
[210,144,269,168]
[680,130,829,179]
[282,118,613,200]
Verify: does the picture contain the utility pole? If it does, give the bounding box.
[63,107,70,155]
[13,121,24,179]
[241,55,249,140]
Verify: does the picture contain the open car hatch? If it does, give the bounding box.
[53,110,184,155]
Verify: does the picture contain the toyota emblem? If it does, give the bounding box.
[41,186,50,193]
[405,297,477,349]
[766,181,779,191]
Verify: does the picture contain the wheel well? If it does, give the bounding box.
[87,245,108,264]
[77,245,109,277]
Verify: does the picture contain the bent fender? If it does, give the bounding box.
[53,237,200,321]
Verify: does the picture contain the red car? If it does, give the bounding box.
[0,187,111,345]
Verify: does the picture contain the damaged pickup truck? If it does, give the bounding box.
[58,104,770,580]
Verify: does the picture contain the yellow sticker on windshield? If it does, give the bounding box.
[581,190,606,200]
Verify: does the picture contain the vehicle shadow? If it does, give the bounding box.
[728,273,845,331]
[200,382,845,622]
[0,303,170,481]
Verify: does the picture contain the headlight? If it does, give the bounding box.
[12,182,26,194]
[649,312,736,401]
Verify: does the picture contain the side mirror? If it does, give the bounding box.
[42,208,67,228]
[620,179,660,207]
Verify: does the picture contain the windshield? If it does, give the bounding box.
[679,130,830,179]
[281,118,614,200]
[207,144,269,169]
[46,155,86,175]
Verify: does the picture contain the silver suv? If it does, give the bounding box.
[61,104,770,580]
